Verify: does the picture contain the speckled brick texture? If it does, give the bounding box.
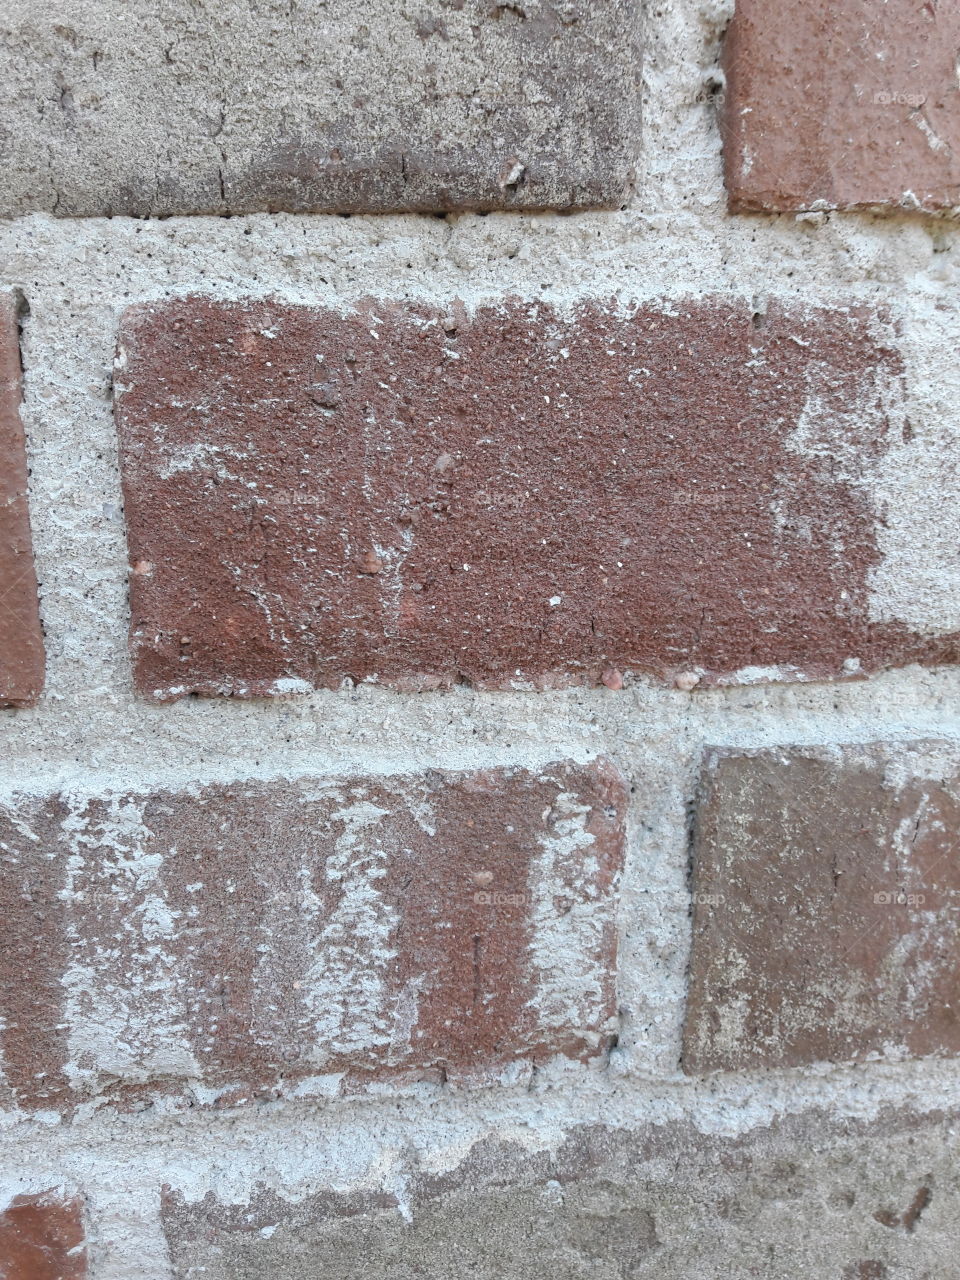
[0,759,624,1112]
[684,741,960,1074]
[721,0,960,213]
[0,0,642,218]
[0,292,44,707]
[115,295,959,700]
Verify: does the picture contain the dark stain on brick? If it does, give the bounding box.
[875,1183,932,1232]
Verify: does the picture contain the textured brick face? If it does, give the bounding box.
[0,1193,86,1280]
[0,0,641,217]
[116,296,956,700]
[721,0,960,213]
[0,293,44,707]
[0,760,624,1110]
[684,742,960,1074]
[161,1111,958,1280]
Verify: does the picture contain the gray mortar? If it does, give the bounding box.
[0,0,959,1274]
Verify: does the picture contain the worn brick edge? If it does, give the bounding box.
[0,290,44,708]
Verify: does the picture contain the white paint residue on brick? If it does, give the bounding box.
[59,794,201,1092]
[304,801,399,1064]
[155,440,237,482]
[528,790,608,1035]
[867,305,960,634]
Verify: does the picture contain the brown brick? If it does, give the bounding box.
[0,760,624,1110]
[115,296,957,700]
[0,793,73,1110]
[721,0,960,213]
[0,293,43,707]
[0,1192,86,1280]
[684,741,960,1074]
[161,1109,958,1279]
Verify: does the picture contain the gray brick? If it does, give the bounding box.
[0,0,642,218]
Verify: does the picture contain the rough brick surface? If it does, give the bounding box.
[0,0,641,218]
[115,296,958,699]
[721,0,960,213]
[684,741,960,1075]
[0,1192,86,1280]
[0,759,624,1111]
[161,1110,956,1279]
[0,293,44,708]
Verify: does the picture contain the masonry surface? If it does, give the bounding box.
[0,0,642,216]
[1,0,960,1277]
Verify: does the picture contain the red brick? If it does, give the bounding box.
[684,741,960,1074]
[0,760,624,1110]
[721,0,960,213]
[0,292,44,707]
[0,1193,86,1280]
[114,297,957,700]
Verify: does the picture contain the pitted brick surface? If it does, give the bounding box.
[0,0,641,217]
[0,292,44,707]
[115,296,958,699]
[721,0,960,213]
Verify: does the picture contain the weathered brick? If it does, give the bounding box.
[0,1,641,218]
[115,296,957,700]
[161,1109,957,1279]
[0,292,44,707]
[684,741,960,1074]
[0,759,624,1110]
[0,1192,86,1280]
[721,0,960,213]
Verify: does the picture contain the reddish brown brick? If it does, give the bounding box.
[0,1192,86,1280]
[684,741,960,1074]
[721,0,960,213]
[0,292,43,707]
[114,296,957,699]
[0,795,73,1110]
[0,759,624,1110]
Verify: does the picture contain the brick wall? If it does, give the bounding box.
[1,1,959,1276]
